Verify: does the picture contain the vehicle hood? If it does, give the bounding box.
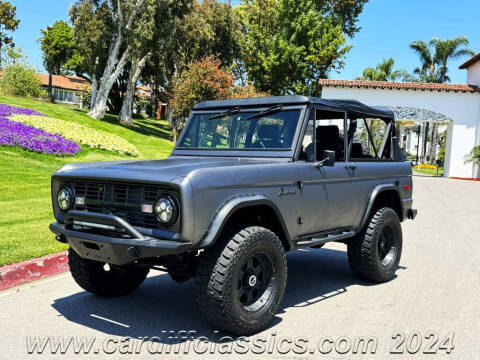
[53,156,283,184]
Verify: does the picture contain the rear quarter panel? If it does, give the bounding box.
[350,161,413,228]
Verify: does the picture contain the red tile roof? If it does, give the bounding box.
[459,53,480,69]
[318,79,480,93]
[37,74,91,91]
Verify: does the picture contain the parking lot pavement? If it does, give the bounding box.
[0,176,479,360]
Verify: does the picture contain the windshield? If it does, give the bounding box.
[178,109,301,150]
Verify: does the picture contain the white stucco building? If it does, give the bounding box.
[319,53,480,179]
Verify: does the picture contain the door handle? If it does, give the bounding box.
[345,164,357,171]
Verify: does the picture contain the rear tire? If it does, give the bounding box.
[68,248,149,297]
[195,226,287,335]
[347,207,402,283]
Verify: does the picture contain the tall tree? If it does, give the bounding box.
[410,36,474,83]
[88,0,148,120]
[68,0,113,109]
[146,0,239,128]
[118,2,155,124]
[432,36,475,83]
[39,20,75,102]
[0,1,19,67]
[161,0,239,84]
[356,58,408,81]
[119,0,192,124]
[237,0,368,96]
[409,36,474,164]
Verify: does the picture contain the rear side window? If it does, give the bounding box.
[348,118,393,160]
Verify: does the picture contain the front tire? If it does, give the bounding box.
[68,248,149,297]
[347,207,402,283]
[196,226,287,335]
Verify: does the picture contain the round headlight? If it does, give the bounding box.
[154,195,178,225]
[57,187,73,211]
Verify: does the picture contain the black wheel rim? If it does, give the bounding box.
[237,253,275,312]
[378,225,396,266]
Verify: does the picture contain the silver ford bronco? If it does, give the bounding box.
[50,96,417,335]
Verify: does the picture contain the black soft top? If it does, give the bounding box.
[194,95,394,120]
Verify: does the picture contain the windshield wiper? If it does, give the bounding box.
[246,105,284,120]
[209,107,242,120]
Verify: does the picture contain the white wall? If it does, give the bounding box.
[466,62,480,87]
[321,86,480,178]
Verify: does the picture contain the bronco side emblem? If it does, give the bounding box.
[278,187,296,196]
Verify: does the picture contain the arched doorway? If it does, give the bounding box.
[392,107,453,176]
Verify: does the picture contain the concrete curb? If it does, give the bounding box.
[0,251,69,291]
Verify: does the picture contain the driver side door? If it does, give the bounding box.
[296,107,357,236]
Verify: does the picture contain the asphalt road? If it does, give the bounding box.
[1,176,479,359]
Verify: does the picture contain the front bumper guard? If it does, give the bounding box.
[50,210,192,265]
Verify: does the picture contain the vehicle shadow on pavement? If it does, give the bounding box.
[51,248,378,343]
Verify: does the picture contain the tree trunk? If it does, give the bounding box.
[150,82,158,118]
[87,0,146,120]
[88,47,129,119]
[48,72,55,103]
[119,54,149,125]
[90,73,98,110]
[429,123,438,164]
[166,107,178,143]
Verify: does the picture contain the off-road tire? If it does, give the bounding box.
[347,207,402,283]
[68,248,149,297]
[195,226,287,335]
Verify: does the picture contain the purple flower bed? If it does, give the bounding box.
[0,117,81,156]
[0,103,45,117]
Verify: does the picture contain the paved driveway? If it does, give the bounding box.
[1,176,479,359]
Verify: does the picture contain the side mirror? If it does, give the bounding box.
[314,150,336,168]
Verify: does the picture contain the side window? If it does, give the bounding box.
[298,109,315,161]
[298,109,346,162]
[348,117,392,160]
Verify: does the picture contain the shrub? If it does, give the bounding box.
[0,117,80,156]
[170,57,268,142]
[170,57,234,141]
[465,146,480,166]
[0,63,46,98]
[12,115,139,156]
[231,83,268,99]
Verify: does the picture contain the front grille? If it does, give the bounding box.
[72,180,174,229]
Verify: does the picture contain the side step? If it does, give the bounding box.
[295,230,355,248]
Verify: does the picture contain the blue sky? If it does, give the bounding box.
[9,0,480,84]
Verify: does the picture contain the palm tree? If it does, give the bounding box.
[357,58,408,81]
[409,36,474,83]
[432,36,475,83]
[409,37,474,164]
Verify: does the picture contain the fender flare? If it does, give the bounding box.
[357,184,402,231]
[198,194,291,249]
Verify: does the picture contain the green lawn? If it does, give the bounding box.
[0,96,174,266]
[413,166,444,176]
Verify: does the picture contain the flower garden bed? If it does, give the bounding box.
[13,114,139,156]
[0,117,81,156]
[0,104,139,157]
